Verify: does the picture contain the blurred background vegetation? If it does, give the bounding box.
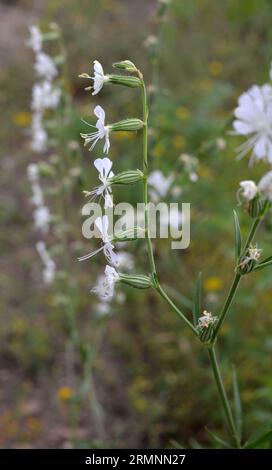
[0,0,272,448]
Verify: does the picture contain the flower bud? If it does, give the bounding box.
[110,119,145,132]
[108,170,144,186]
[107,74,142,89]
[118,273,153,289]
[198,323,216,345]
[237,245,262,275]
[248,194,266,218]
[113,60,138,73]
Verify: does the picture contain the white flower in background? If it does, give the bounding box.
[198,310,217,329]
[80,60,108,95]
[238,180,258,202]
[171,185,183,198]
[33,206,51,233]
[96,301,111,317]
[27,25,42,53]
[189,171,198,182]
[258,171,272,201]
[80,105,110,154]
[91,265,119,300]
[84,157,114,209]
[79,215,119,266]
[34,52,58,81]
[32,81,61,112]
[148,170,173,202]
[36,241,56,285]
[31,112,48,152]
[27,163,39,181]
[233,84,272,163]
[117,251,134,271]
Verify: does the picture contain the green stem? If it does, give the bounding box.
[157,284,198,336]
[213,216,262,339]
[208,345,240,447]
[141,81,156,275]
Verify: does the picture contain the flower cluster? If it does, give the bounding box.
[197,310,217,330]
[28,25,61,152]
[79,60,149,305]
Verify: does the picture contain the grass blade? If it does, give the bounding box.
[232,365,242,443]
[193,272,202,326]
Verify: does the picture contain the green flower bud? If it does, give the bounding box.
[107,74,142,89]
[112,60,138,73]
[198,323,216,345]
[248,194,266,218]
[108,170,144,186]
[118,273,153,289]
[110,118,145,132]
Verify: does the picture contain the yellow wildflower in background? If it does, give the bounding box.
[153,141,165,158]
[57,386,73,401]
[12,112,31,127]
[172,135,186,150]
[204,277,223,292]
[208,60,223,77]
[176,106,190,121]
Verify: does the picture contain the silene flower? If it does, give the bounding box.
[148,170,174,202]
[31,112,48,153]
[238,180,258,203]
[79,215,119,266]
[197,310,217,329]
[34,52,58,81]
[91,265,119,300]
[258,171,272,201]
[32,81,61,112]
[33,206,51,233]
[79,60,109,96]
[28,25,42,53]
[233,84,272,164]
[83,157,114,209]
[36,241,56,285]
[80,105,110,154]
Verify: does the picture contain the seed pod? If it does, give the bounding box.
[248,195,266,218]
[110,119,144,132]
[112,60,138,73]
[108,170,144,186]
[119,273,153,289]
[107,74,141,88]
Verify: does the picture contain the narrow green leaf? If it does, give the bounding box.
[253,260,272,272]
[232,366,242,442]
[258,254,272,265]
[193,272,202,326]
[243,427,272,449]
[207,428,232,448]
[233,210,242,260]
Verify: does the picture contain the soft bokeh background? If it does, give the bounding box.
[0,0,272,448]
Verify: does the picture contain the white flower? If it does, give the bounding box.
[33,206,51,233]
[80,105,110,154]
[34,52,58,81]
[239,244,262,270]
[91,265,119,300]
[27,163,39,181]
[84,157,114,209]
[32,81,61,112]
[148,170,174,202]
[117,251,134,271]
[36,241,56,285]
[258,171,272,201]
[31,112,48,153]
[233,84,272,163]
[198,310,217,329]
[27,25,42,53]
[80,60,108,95]
[79,215,119,266]
[238,180,258,201]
